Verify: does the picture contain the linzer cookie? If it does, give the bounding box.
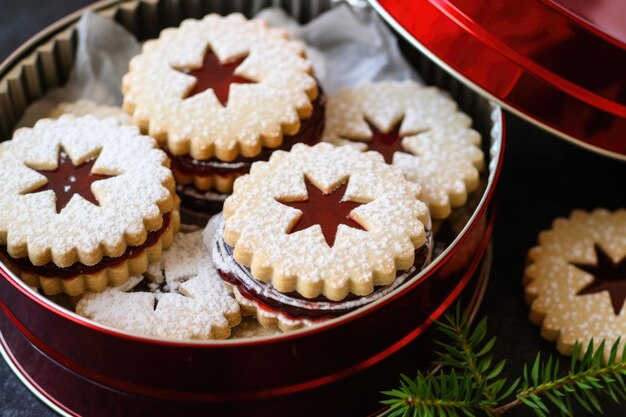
[48,100,132,125]
[122,13,323,209]
[77,231,240,340]
[322,80,484,219]
[0,116,179,296]
[210,143,431,331]
[524,209,626,358]
[212,216,429,332]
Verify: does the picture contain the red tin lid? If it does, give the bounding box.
[370,0,626,160]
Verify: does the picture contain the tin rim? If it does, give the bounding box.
[542,0,626,50]
[0,240,493,417]
[0,336,75,417]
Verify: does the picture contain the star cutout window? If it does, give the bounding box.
[176,50,255,106]
[343,118,432,164]
[276,177,366,247]
[26,148,115,214]
[571,244,626,315]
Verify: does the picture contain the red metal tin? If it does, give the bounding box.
[0,1,505,415]
[371,0,626,160]
[0,213,497,416]
[0,236,493,416]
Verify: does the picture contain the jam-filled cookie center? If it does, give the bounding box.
[179,50,255,105]
[343,118,434,165]
[572,244,626,315]
[342,119,407,164]
[27,148,115,214]
[365,119,406,164]
[277,177,365,247]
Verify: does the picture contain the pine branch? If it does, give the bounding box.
[492,339,626,417]
[381,305,626,417]
[381,369,493,417]
[433,304,507,401]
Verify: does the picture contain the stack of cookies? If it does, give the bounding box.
[1,13,486,340]
[210,143,432,331]
[0,116,179,296]
[122,13,324,217]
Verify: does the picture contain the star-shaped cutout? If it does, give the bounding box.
[178,50,255,106]
[27,148,115,213]
[343,118,408,164]
[572,244,626,315]
[277,177,366,247]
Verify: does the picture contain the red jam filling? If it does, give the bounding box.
[0,212,171,279]
[344,119,409,165]
[216,236,429,321]
[277,177,365,247]
[572,244,626,315]
[166,93,325,177]
[27,149,115,214]
[179,50,255,105]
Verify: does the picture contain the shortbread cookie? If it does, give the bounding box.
[524,209,626,358]
[122,13,319,162]
[232,285,317,333]
[212,213,431,332]
[0,115,178,296]
[323,81,484,219]
[77,231,240,340]
[48,100,131,125]
[214,142,431,305]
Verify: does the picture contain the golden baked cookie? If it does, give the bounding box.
[122,13,318,162]
[525,209,626,358]
[77,231,240,340]
[221,143,430,301]
[0,115,179,296]
[323,80,484,219]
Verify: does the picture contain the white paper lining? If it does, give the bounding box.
[17,4,419,128]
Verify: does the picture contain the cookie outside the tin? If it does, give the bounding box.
[525,209,626,359]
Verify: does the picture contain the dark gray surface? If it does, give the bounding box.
[1,1,626,416]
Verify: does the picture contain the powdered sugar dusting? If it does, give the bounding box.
[76,231,240,340]
[322,81,484,219]
[0,115,174,267]
[525,209,626,359]
[209,212,433,332]
[222,143,430,301]
[122,13,318,161]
